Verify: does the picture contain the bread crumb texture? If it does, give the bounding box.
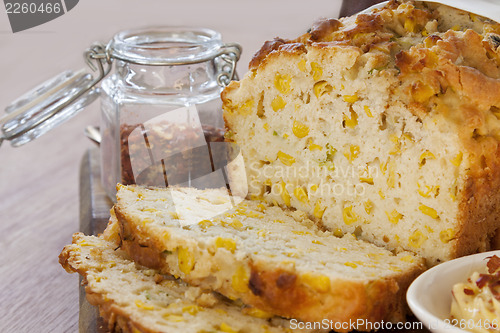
[59,225,318,333]
[113,185,425,328]
[222,0,500,265]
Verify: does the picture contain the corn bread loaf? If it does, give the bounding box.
[113,184,426,329]
[222,0,500,265]
[59,219,316,333]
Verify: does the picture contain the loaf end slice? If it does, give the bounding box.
[222,0,500,265]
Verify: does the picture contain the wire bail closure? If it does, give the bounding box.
[0,35,241,148]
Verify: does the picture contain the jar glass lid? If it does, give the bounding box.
[1,69,99,147]
[108,26,225,66]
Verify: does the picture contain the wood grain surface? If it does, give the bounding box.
[0,1,341,332]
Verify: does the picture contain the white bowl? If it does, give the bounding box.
[407,250,500,333]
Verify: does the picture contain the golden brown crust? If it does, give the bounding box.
[114,206,423,329]
[249,38,290,70]
[308,18,342,42]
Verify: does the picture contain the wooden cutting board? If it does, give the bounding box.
[78,147,430,333]
[79,148,113,333]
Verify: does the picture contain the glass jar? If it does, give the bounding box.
[99,27,240,198]
[0,26,242,200]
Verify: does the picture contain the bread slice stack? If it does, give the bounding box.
[222,0,500,265]
[113,185,424,327]
[61,186,425,332]
[59,0,500,331]
[60,218,315,333]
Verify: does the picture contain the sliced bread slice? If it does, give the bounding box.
[59,219,314,333]
[113,184,426,329]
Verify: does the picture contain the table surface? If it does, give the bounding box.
[0,1,343,332]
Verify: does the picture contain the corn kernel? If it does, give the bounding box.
[182,305,202,315]
[421,29,428,37]
[364,200,374,214]
[343,94,358,103]
[400,255,415,263]
[404,18,416,33]
[411,81,435,103]
[344,262,358,268]
[343,109,358,128]
[230,219,244,229]
[220,323,237,333]
[232,265,249,293]
[256,204,266,212]
[417,183,439,198]
[298,59,307,72]
[274,73,291,94]
[282,133,289,139]
[135,300,154,310]
[451,152,463,166]
[292,120,310,138]
[293,230,312,237]
[312,240,324,245]
[310,184,318,192]
[257,229,268,238]
[420,150,436,163]
[378,162,387,177]
[277,151,295,166]
[263,123,270,131]
[439,229,456,243]
[271,95,286,111]
[424,36,438,48]
[313,81,332,98]
[469,13,478,22]
[378,190,385,199]
[419,205,438,219]
[238,99,254,116]
[311,62,323,81]
[389,134,401,155]
[163,314,185,322]
[280,181,291,206]
[343,145,360,163]
[216,237,237,253]
[307,138,322,151]
[343,205,358,225]
[301,273,331,293]
[386,209,402,224]
[177,247,195,275]
[364,105,373,117]
[451,25,460,31]
[198,220,214,229]
[333,228,344,237]
[402,133,414,142]
[390,266,402,272]
[242,307,273,319]
[409,230,428,248]
[360,177,374,185]
[386,159,396,188]
[314,200,326,218]
[293,187,309,204]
